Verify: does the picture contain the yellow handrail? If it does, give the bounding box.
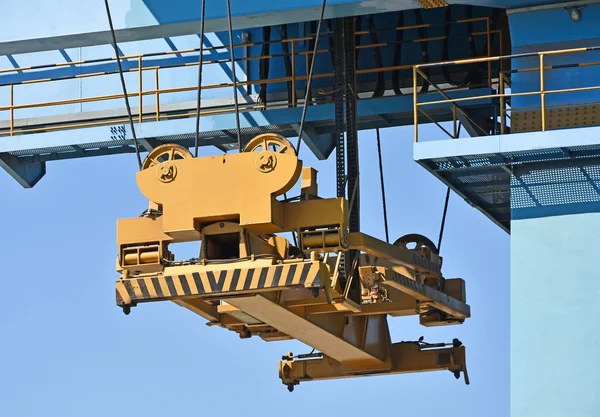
[413,44,600,142]
[0,16,500,137]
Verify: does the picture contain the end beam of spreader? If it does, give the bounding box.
[279,341,469,392]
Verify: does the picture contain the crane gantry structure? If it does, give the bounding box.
[4,0,600,412]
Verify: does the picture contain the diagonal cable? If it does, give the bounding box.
[103,0,143,170]
[376,128,390,243]
[194,0,207,157]
[226,0,242,150]
[295,0,328,155]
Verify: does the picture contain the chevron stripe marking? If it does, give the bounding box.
[115,262,323,305]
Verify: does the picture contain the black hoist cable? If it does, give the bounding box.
[194,0,207,157]
[461,7,482,87]
[414,9,430,94]
[226,0,242,150]
[376,129,389,243]
[437,187,450,252]
[368,15,385,98]
[295,0,328,155]
[258,27,272,106]
[441,6,459,87]
[280,24,294,106]
[103,0,143,170]
[306,20,318,105]
[392,11,405,96]
[437,121,461,252]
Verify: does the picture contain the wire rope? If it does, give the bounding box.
[103,0,143,170]
[226,0,242,150]
[194,0,207,157]
[375,128,390,243]
[295,0,328,154]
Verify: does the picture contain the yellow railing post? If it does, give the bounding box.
[499,72,505,135]
[9,84,13,136]
[413,65,418,142]
[155,68,160,121]
[486,17,492,88]
[540,53,546,131]
[453,105,457,138]
[138,56,143,124]
[291,41,296,107]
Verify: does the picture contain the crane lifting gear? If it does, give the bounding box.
[115,133,471,391]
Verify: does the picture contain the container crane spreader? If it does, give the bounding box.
[114,133,470,391]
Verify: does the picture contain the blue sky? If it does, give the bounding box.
[0,123,509,417]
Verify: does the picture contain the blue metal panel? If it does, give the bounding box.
[215,6,498,97]
[0,7,500,100]
[511,163,600,417]
[508,5,600,110]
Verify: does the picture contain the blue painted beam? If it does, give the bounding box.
[0,0,565,56]
[0,89,493,154]
[0,88,493,186]
[0,0,411,55]
[414,125,600,163]
[290,123,335,160]
[0,51,233,87]
[0,153,45,188]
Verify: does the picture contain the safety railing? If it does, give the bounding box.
[0,16,503,137]
[413,45,600,142]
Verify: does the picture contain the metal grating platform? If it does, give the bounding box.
[413,126,600,233]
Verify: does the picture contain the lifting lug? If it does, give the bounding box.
[239,326,252,339]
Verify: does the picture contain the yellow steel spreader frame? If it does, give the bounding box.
[115,133,471,391]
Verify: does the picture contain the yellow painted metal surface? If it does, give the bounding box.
[115,133,471,391]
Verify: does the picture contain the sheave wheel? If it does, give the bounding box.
[141,144,193,170]
[243,133,296,156]
[393,233,439,256]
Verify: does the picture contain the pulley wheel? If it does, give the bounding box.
[243,133,296,156]
[393,233,439,255]
[141,144,193,170]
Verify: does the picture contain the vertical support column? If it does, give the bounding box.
[331,16,361,303]
[332,17,349,292]
[344,17,362,304]
[345,16,359,234]
[510,158,600,417]
[333,17,346,200]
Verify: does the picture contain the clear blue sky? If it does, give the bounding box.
[0,124,509,417]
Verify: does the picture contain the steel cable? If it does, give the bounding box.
[437,187,450,252]
[194,0,207,157]
[103,0,143,170]
[376,129,389,243]
[295,0,328,154]
[226,0,242,150]
[437,122,461,252]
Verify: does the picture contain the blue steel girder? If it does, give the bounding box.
[0,50,232,87]
[0,0,545,56]
[0,0,573,56]
[1,88,493,187]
